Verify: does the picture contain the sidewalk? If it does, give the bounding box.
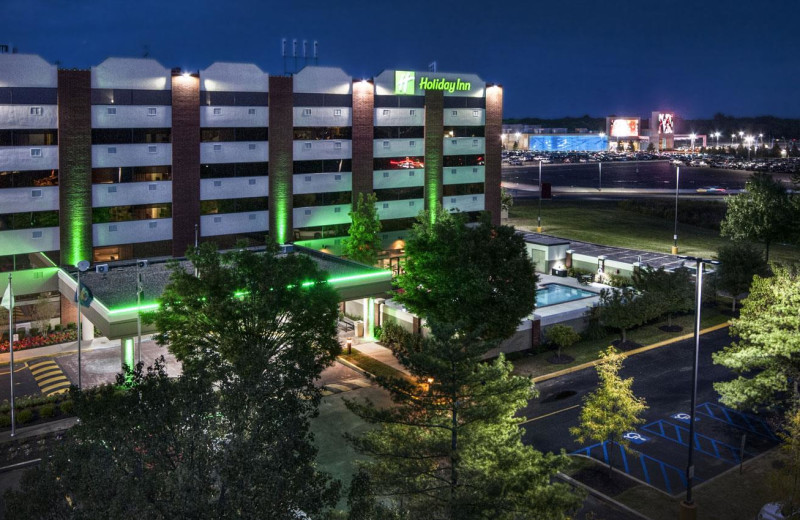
[0,417,77,445]
[350,342,410,376]
[0,335,154,366]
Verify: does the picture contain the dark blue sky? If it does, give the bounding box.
[4,0,798,119]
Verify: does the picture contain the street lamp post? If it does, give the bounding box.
[677,255,719,520]
[689,133,697,155]
[537,160,543,232]
[598,162,602,192]
[673,167,680,255]
[75,260,90,391]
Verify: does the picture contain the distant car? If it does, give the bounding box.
[758,502,792,519]
[696,186,727,194]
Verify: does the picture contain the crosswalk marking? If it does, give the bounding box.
[321,377,372,396]
[29,359,72,396]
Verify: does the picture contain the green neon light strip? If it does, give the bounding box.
[105,271,392,314]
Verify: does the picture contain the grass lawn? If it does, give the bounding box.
[511,306,731,379]
[339,348,411,382]
[508,199,799,265]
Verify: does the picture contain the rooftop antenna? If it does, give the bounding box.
[292,39,297,73]
[428,61,437,72]
[313,41,318,65]
[302,40,308,68]
[281,38,287,74]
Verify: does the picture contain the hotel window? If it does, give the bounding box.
[409,141,415,147]
[334,142,342,150]
[334,108,342,116]
[30,107,43,116]
[30,148,42,157]
[107,107,116,115]
[148,145,158,153]
[303,108,312,116]
[148,107,157,116]
[248,108,256,115]
[304,142,312,150]
[383,141,390,149]
[409,109,416,116]
[383,109,390,116]
[213,107,222,115]
[452,110,458,116]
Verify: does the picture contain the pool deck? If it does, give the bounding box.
[532,274,607,327]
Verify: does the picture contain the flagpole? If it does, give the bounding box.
[77,268,82,391]
[7,274,15,437]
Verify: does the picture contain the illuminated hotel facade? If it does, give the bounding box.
[0,53,502,276]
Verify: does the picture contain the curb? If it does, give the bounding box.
[532,322,730,383]
[0,458,42,474]
[335,356,375,380]
[556,471,653,520]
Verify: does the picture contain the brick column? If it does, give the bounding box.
[171,74,201,257]
[268,76,294,244]
[424,90,444,220]
[57,70,92,266]
[485,85,503,226]
[351,80,374,200]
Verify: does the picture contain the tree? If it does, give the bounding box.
[395,209,537,342]
[772,408,800,517]
[646,142,655,152]
[616,140,624,152]
[570,347,648,473]
[632,266,694,328]
[715,242,770,311]
[346,332,581,519]
[720,173,796,261]
[713,265,800,411]
[345,192,382,266]
[598,287,650,343]
[500,187,514,213]
[546,324,581,361]
[626,140,634,152]
[791,142,799,158]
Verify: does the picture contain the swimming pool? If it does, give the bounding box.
[536,283,597,308]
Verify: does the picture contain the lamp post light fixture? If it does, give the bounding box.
[689,133,697,154]
[713,132,721,149]
[677,255,720,520]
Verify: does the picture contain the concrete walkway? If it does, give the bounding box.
[0,335,154,366]
[351,342,411,376]
[0,417,77,445]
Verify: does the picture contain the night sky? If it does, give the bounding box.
[4,0,798,119]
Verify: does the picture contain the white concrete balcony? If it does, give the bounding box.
[92,105,171,128]
[443,137,485,156]
[92,143,171,168]
[372,169,424,189]
[292,204,351,228]
[443,108,485,126]
[0,227,59,256]
[443,193,485,213]
[0,145,58,171]
[292,172,351,194]
[443,166,485,185]
[200,211,268,237]
[0,186,58,213]
[92,181,172,208]
[293,107,352,127]
[93,218,172,247]
[374,108,425,127]
[0,105,58,129]
[200,106,269,127]
[200,176,268,201]
[293,140,352,161]
[199,141,268,164]
[376,198,423,220]
[373,139,424,158]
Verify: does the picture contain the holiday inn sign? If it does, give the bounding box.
[394,70,472,95]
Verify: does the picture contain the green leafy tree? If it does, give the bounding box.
[570,347,648,473]
[500,187,514,213]
[646,142,655,152]
[792,142,800,158]
[345,192,382,266]
[720,173,796,261]
[632,266,694,328]
[715,242,770,311]
[395,209,537,342]
[713,265,800,411]
[346,333,581,520]
[546,324,581,360]
[772,409,800,517]
[598,287,650,343]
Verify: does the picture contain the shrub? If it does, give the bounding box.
[568,267,593,280]
[54,324,62,332]
[606,274,629,288]
[373,325,382,342]
[582,306,607,341]
[0,414,10,428]
[380,321,420,350]
[15,409,34,425]
[29,327,39,337]
[546,324,581,358]
[38,404,55,418]
[59,400,74,415]
[65,322,77,331]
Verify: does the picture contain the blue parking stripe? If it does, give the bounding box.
[601,441,609,464]
[619,443,630,474]
[696,402,777,440]
[642,420,750,464]
[640,454,651,484]
[659,460,672,494]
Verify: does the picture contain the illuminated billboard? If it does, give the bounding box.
[528,135,608,152]
[610,118,639,137]
[658,113,674,134]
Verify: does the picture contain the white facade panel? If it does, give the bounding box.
[373,138,424,158]
[0,145,58,171]
[200,106,268,127]
[292,172,351,194]
[443,137,485,156]
[292,204,351,228]
[92,105,171,128]
[199,141,268,164]
[93,218,172,247]
[92,181,172,208]
[293,67,352,94]
[0,227,59,256]
[0,186,59,214]
[0,54,57,88]
[91,58,171,90]
[200,62,269,92]
[443,109,485,126]
[292,140,351,160]
[376,199,423,220]
[200,211,268,237]
[0,105,58,129]
[293,107,352,127]
[372,169,424,189]
[374,108,425,127]
[443,166,485,185]
[92,143,171,168]
[200,176,268,200]
[443,194,485,213]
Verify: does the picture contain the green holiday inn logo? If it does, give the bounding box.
[394,70,473,95]
[395,70,415,95]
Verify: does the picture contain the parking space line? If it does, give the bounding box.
[640,456,650,485]
[642,420,751,464]
[520,404,580,425]
[695,402,777,440]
